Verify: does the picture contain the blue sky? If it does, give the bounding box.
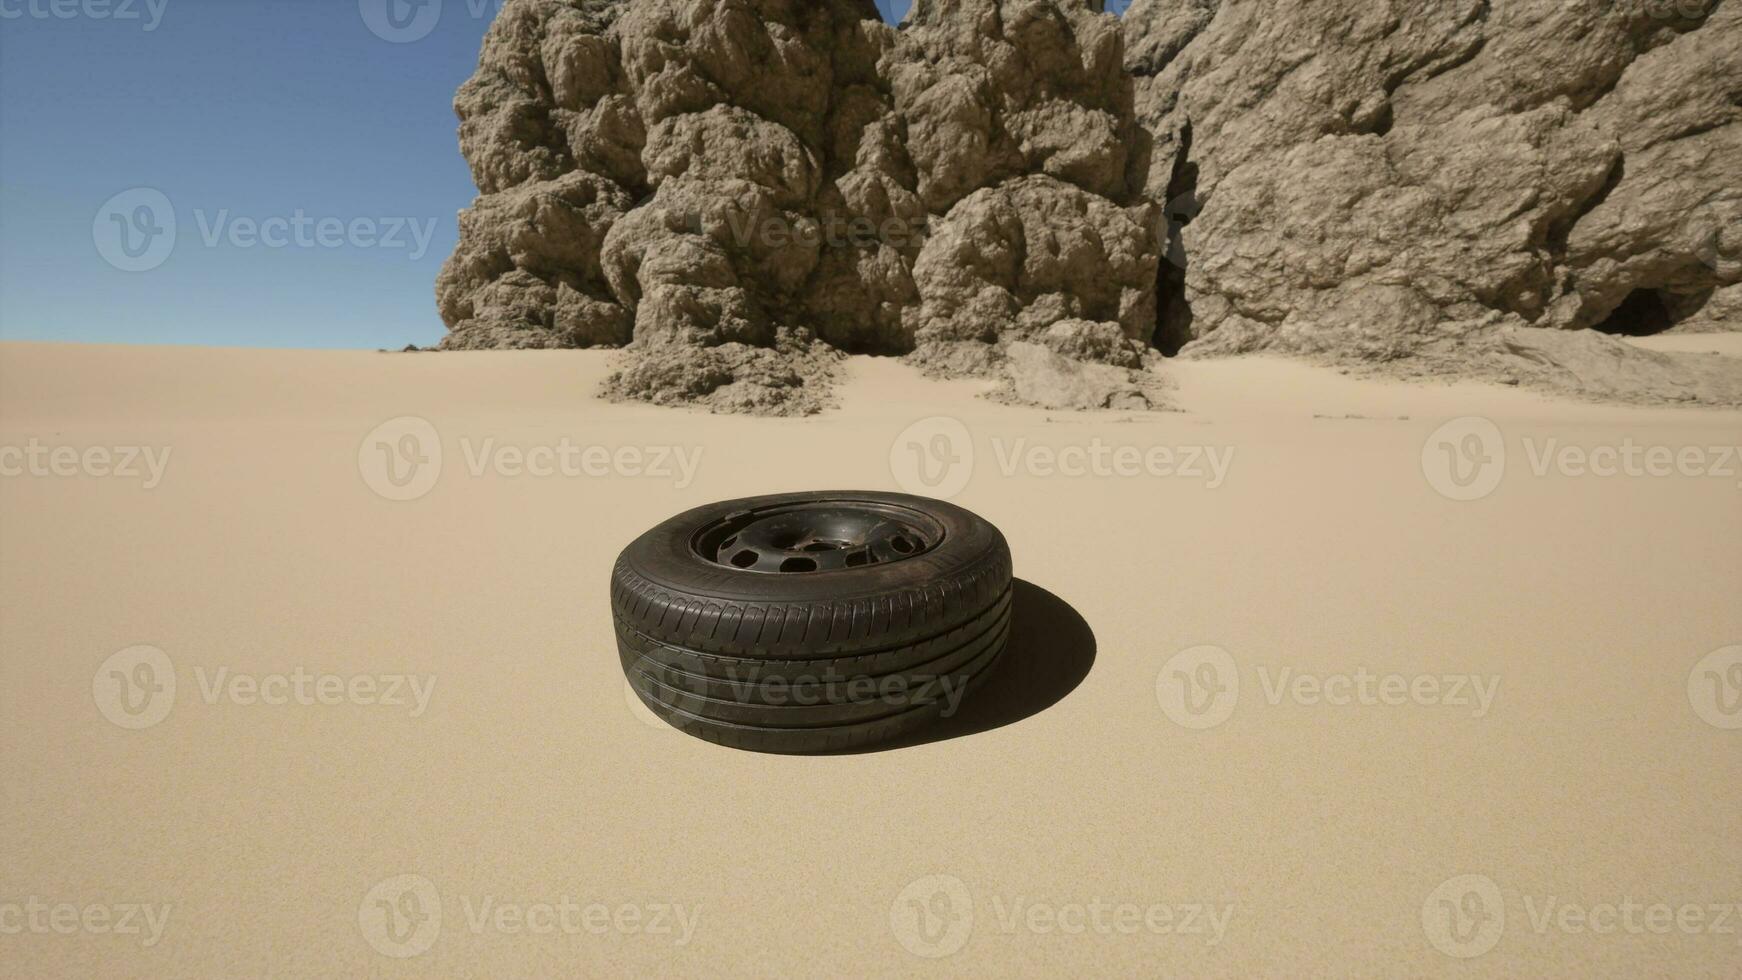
[0,0,1127,349]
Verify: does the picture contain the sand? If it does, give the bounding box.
[1,340,1739,976]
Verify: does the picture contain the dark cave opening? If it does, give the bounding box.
[1153,123,1199,358]
[1592,288,1679,337]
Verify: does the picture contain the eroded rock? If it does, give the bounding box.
[1124,0,1740,404]
[437,0,1738,412]
[600,331,843,415]
[995,341,1167,410]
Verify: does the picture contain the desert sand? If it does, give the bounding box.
[1,341,1739,976]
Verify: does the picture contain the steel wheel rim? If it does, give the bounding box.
[691,499,945,574]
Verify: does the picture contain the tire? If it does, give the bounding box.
[611,491,1013,753]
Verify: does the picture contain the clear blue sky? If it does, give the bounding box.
[0,0,1127,349]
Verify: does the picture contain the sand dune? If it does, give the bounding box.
[1,342,1739,975]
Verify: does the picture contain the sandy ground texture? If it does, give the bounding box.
[1,341,1739,977]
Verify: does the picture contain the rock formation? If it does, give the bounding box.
[1124,0,1741,401]
[437,0,1739,412]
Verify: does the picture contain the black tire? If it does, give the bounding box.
[611,491,1013,753]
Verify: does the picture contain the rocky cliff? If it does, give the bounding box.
[437,0,1740,412]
